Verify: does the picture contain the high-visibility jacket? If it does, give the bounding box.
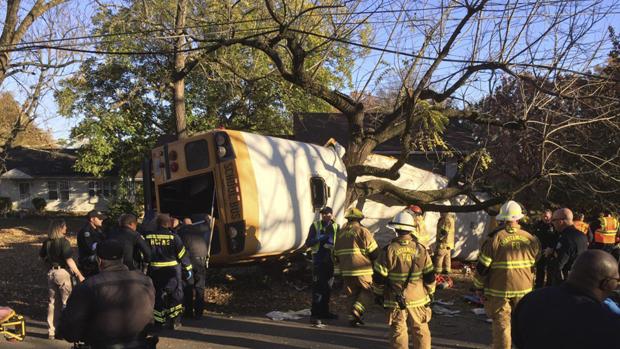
[573,220,589,236]
[307,220,339,255]
[373,234,435,308]
[333,221,378,277]
[474,224,541,298]
[145,229,192,272]
[594,216,619,244]
[436,215,455,249]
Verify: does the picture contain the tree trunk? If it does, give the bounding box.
[173,0,188,139]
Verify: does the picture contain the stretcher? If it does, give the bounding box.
[0,307,25,341]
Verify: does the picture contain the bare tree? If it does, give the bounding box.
[209,0,619,211]
[0,1,83,171]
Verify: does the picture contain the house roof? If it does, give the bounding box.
[3,146,117,178]
[293,113,479,154]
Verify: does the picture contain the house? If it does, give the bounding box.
[0,146,120,212]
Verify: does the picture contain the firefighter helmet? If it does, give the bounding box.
[345,208,364,220]
[496,200,525,221]
[388,211,417,233]
[407,205,423,215]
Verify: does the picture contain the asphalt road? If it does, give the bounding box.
[8,311,491,349]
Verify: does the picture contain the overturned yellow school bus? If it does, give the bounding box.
[147,130,347,265]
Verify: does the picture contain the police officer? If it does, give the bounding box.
[532,209,556,288]
[333,208,379,326]
[106,213,151,271]
[77,210,106,277]
[177,215,211,320]
[374,211,435,349]
[145,214,193,330]
[58,240,156,349]
[304,206,339,321]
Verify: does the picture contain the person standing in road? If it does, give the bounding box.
[434,212,455,274]
[374,211,435,349]
[333,208,379,327]
[304,206,339,321]
[512,250,620,349]
[531,209,555,288]
[590,210,619,254]
[58,240,156,348]
[473,200,540,349]
[178,215,211,320]
[77,210,106,277]
[573,213,590,239]
[145,214,193,330]
[547,208,588,285]
[106,213,151,271]
[39,219,85,340]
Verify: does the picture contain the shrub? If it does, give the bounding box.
[32,197,47,213]
[0,197,11,215]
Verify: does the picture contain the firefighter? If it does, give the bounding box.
[374,211,435,349]
[333,207,379,326]
[304,206,339,320]
[573,213,590,238]
[434,212,455,274]
[58,240,156,348]
[590,210,619,254]
[145,214,193,330]
[77,210,106,277]
[407,205,429,247]
[473,200,541,349]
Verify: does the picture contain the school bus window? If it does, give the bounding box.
[185,140,210,171]
[310,176,328,210]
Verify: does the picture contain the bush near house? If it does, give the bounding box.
[0,197,11,216]
[31,197,47,213]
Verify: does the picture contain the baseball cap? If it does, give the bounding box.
[87,210,106,220]
[96,240,123,260]
[319,207,333,214]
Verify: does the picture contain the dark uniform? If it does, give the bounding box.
[548,226,588,285]
[77,223,105,277]
[178,223,210,319]
[512,284,620,349]
[58,241,155,348]
[145,227,192,327]
[304,218,338,319]
[531,220,556,288]
[107,227,152,271]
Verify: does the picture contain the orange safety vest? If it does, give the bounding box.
[594,216,619,244]
[573,221,589,235]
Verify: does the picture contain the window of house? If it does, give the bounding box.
[19,182,31,200]
[89,181,117,198]
[59,181,70,201]
[48,181,58,200]
[48,181,70,201]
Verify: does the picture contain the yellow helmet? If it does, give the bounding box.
[496,200,525,221]
[345,207,364,220]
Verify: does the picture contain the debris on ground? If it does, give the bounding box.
[432,305,461,316]
[471,308,486,316]
[435,275,454,289]
[434,299,454,306]
[462,294,484,306]
[266,309,311,321]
